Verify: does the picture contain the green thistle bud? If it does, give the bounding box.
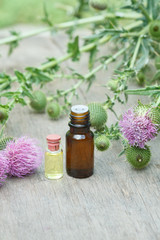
[89,0,107,10]
[125,145,151,169]
[136,72,146,86]
[155,56,160,70]
[47,102,61,120]
[95,135,110,151]
[88,102,107,130]
[30,90,47,112]
[107,80,118,91]
[0,137,14,150]
[149,20,160,39]
[0,107,8,122]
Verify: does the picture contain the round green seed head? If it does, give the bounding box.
[149,20,160,39]
[125,145,151,169]
[0,107,8,121]
[88,102,107,130]
[107,80,118,91]
[30,90,47,112]
[47,102,61,120]
[95,135,110,151]
[89,0,107,10]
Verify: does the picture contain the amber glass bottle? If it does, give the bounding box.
[66,105,94,178]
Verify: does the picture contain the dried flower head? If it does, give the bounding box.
[5,136,42,177]
[119,108,157,148]
[0,152,9,186]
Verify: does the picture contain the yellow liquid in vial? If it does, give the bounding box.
[45,150,63,180]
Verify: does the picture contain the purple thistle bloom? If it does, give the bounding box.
[119,109,157,149]
[4,136,43,177]
[0,151,9,186]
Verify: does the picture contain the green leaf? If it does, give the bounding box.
[147,0,160,19]
[88,46,98,70]
[135,40,149,71]
[14,96,27,106]
[42,2,53,27]
[124,92,128,102]
[21,85,34,99]
[15,71,26,83]
[26,67,52,86]
[74,0,88,18]
[0,73,11,82]
[118,149,125,157]
[152,70,160,82]
[42,58,60,73]
[8,31,20,55]
[86,75,95,91]
[67,36,80,61]
[0,82,11,92]
[0,91,21,98]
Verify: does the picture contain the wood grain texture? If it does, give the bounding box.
[0,26,160,240]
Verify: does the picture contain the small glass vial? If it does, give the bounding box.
[66,105,94,178]
[45,134,63,180]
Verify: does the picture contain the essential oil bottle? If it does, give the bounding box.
[45,134,63,180]
[66,105,94,178]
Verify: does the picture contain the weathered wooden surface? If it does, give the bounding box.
[0,25,160,240]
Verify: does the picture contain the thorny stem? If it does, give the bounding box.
[125,88,160,96]
[38,20,143,71]
[9,34,111,83]
[0,21,142,134]
[130,37,142,69]
[138,4,152,22]
[129,25,149,69]
[50,45,130,100]
[9,20,142,83]
[40,35,111,71]
[0,12,141,46]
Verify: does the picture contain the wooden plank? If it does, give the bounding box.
[0,27,160,240]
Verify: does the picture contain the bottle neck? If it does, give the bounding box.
[69,108,90,130]
[70,126,90,134]
[47,146,61,154]
[47,142,60,151]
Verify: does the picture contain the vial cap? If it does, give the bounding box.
[46,134,61,151]
[71,105,88,114]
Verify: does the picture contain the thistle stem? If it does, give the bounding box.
[40,20,142,71]
[130,37,142,69]
[138,4,152,22]
[8,21,142,84]
[0,12,141,46]
[125,88,160,96]
[51,45,130,100]
[131,0,152,22]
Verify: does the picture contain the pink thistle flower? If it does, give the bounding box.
[0,151,9,186]
[4,136,43,177]
[119,109,157,149]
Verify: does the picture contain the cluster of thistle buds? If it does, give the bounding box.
[30,90,61,120]
[119,102,160,169]
[88,102,111,151]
